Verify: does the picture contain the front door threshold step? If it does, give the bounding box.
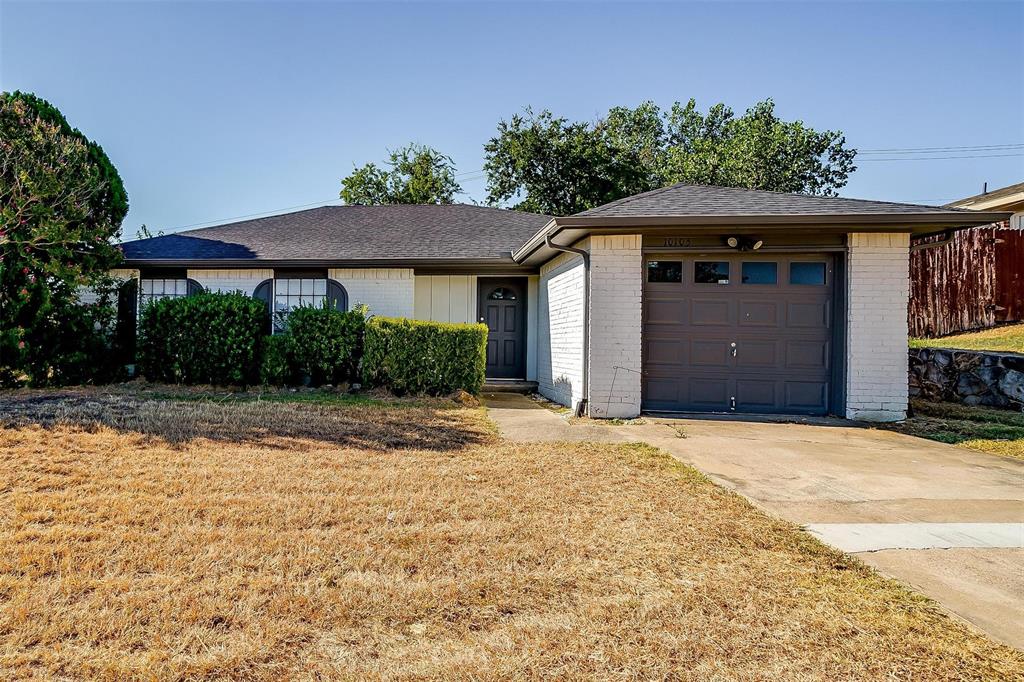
[482,380,538,394]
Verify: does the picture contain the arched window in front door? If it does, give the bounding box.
[487,287,518,300]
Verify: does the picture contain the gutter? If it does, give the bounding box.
[544,231,590,418]
[513,211,1012,263]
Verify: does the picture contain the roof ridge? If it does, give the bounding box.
[676,181,962,211]
[176,205,335,237]
[583,181,964,214]
[579,182,685,215]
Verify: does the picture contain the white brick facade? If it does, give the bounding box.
[188,268,273,295]
[587,235,643,418]
[328,268,415,318]
[77,268,139,305]
[537,249,586,411]
[845,232,910,421]
[186,268,415,318]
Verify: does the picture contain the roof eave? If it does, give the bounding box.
[512,211,1012,264]
[121,256,533,272]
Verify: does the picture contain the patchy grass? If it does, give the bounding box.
[883,399,1024,460]
[568,415,648,426]
[0,389,1022,679]
[911,322,1024,354]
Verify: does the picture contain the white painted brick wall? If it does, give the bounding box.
[328,268,415,318]
[188,268,273,295]
[587,235,643,418]
[846,232,910,421]
[79,269,139,305]
[537,249,586,411]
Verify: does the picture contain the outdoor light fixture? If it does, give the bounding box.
[724,236,765,251]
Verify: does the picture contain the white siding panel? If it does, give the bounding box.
[414,275,479,324]
[430,276,451,322]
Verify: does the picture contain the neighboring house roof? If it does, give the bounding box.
[947,181,1024,213]
[120,204,551,266]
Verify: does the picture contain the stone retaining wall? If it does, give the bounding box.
[909,347,1024,409]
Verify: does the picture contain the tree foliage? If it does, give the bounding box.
[339,143,462,205]
[0,91,129,386]
[483,99,857,215]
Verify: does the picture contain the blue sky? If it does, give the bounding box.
[2,1,1022,237]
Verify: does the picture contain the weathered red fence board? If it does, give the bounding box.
[995,226,1024,323]
[909,221,1023,338]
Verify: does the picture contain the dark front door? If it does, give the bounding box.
[478,278,526,379]
[642,254,835,415]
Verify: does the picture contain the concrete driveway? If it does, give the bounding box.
[484,393,1024,649]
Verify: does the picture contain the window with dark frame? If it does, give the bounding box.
[741,262,778,285]
[647,261,683,283]
[140,278,189,306]
[694,261,730,284]
[790,262,827,286]
[273,277,328,332]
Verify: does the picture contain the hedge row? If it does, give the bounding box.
[137,293,487,394]
[137,292,268,385]
[362,317,487,395]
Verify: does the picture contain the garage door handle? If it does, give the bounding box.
[730,342,737,357]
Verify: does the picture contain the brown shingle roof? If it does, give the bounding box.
[121,204,551,263]
[575,183,973,218]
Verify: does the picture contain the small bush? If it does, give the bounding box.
[259,334,297,386]
[363,317,487,395]
[137,292,268,385]
[286,303,367,385]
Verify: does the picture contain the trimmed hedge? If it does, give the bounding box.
[259,334,296,386]
[137,292,268,385]
[363,317,487,395]
[286,303,367,385]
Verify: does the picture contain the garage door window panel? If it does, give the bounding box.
[647,261,683,283]
[741,261,778,285]
[790,262,827,286]
[694,261,730,285]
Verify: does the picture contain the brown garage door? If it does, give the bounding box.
[642,254,835,415]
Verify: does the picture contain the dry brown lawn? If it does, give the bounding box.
[1,388,1022,680]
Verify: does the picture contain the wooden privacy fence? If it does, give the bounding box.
[909,221,1024,338]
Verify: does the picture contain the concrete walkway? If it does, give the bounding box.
[483,392,1024,649]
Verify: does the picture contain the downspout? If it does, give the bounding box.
[545,232,591,417]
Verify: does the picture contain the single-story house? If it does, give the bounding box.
[113,183,1008,421]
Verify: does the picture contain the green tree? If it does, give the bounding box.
[484,99,856,215]
[0,91,128,386]
[339,143,462,205]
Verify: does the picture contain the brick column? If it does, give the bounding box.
[845,232,910,421]
[587,235,643,418]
